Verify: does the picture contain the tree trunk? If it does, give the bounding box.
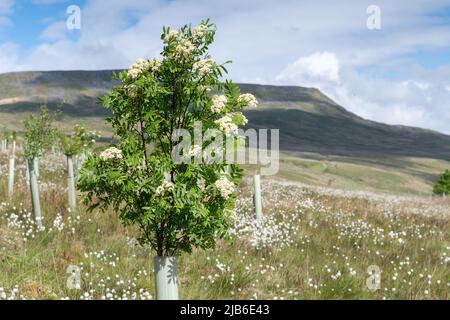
[28,158,43,229]
[154,256,179,300]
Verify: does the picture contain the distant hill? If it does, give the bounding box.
[1,70,450,161]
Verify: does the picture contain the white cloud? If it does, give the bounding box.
[32,0,68,4]
[0,0,14,13]
[0,16,12,29]
[0,1,16,71]
[0,0,14,30]
[276,52,450,133]
[39,21,68,41]
[10,0,450,76]
[276,52,340,84]
[0,42,19,73]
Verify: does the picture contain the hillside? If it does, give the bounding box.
[1,70,449,158]
[0,70,449,194]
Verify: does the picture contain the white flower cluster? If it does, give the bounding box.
[174,38,195,60]
[189,144,202,157]
[155,180,175,196]
[193,24,208,41]
[148,58,162,72]
[127,58,161,79]
[238,93,258,108]
[163,29,180,43]
[100,147,123,161]
[198,84,211,92]
[192,58,214,78]
[211,95,227,113]
[197,178,206,190]
[214,177,235,199]
[127,58,149,79]
[215,115,238,135]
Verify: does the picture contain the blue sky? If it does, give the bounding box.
[2,1,83,48]
[1,0,450,133]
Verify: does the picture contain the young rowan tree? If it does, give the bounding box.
[77,20,258,299]
[23,106,58,229]
[59,124,99,211]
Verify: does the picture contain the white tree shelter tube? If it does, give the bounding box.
[28,158,43,229]
[25,160,30,186]
[253,174,263,221]
[7,141,15,198]
[34,157,40,178]
[67,155,76,211]
[154,256,179,300]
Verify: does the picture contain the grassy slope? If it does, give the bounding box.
[0,153,448,300]
[272,152,450,195]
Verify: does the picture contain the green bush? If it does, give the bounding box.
[433,170,450,196]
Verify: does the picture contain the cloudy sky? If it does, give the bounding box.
[1,0,450,133]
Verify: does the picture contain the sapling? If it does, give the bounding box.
[23,106,58,229]
[59,124,99,212]
[59,133,80,212]
[78,20,258,300]
[72,124,99,174]
[1,127,8,153]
